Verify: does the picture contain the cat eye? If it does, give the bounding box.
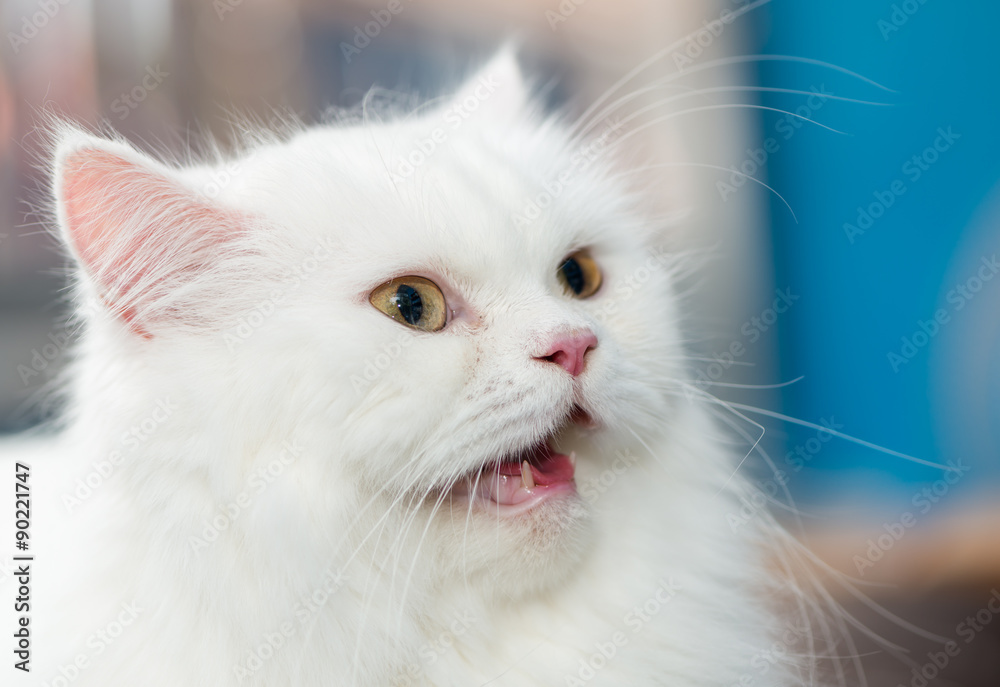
[557,250,602,299]
[369,276,448,331]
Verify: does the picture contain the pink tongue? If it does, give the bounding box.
[484,447,576,506]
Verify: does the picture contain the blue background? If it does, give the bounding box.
[759,2,1000,499]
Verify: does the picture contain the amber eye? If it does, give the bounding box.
[557,250,602,299]
[369,276,448,331]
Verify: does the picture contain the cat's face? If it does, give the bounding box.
[55,52,686,600]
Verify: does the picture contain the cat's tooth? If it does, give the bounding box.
[569,451,577,468]
[521,461,535,489]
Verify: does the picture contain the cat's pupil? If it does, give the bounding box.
[561,258,585,295]
[394,284,423,324]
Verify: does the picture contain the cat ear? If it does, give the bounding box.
[54,132,243,337]
[448,46,531,126]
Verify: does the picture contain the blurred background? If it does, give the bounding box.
[1,0,997,684]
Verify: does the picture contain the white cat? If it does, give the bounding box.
[0,50,831,686]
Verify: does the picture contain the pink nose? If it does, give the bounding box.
[535,331,598,377]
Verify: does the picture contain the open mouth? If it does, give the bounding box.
[449,406,592,516]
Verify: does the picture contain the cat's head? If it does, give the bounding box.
[53,50,688,600]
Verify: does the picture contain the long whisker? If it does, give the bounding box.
[567,0,775,137]
[682,385,768,499]
[692,376,804,390]
[606,161,799,221]
[570,50,894,142]
[573,84,888,147]
[703,403,807,524]
[716,401,951,470]
[606,102,848,148]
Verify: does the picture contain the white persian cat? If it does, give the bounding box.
[0,51,836,686]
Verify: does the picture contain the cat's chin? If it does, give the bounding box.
[433,433,591,597]
[449,443,579,517]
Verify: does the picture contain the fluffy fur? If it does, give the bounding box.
[0,51,828,686]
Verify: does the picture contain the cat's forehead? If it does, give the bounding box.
[229,120,623,280]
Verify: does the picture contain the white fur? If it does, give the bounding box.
[0,52,825,686]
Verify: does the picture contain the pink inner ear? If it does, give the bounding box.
[61,148,239,336]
